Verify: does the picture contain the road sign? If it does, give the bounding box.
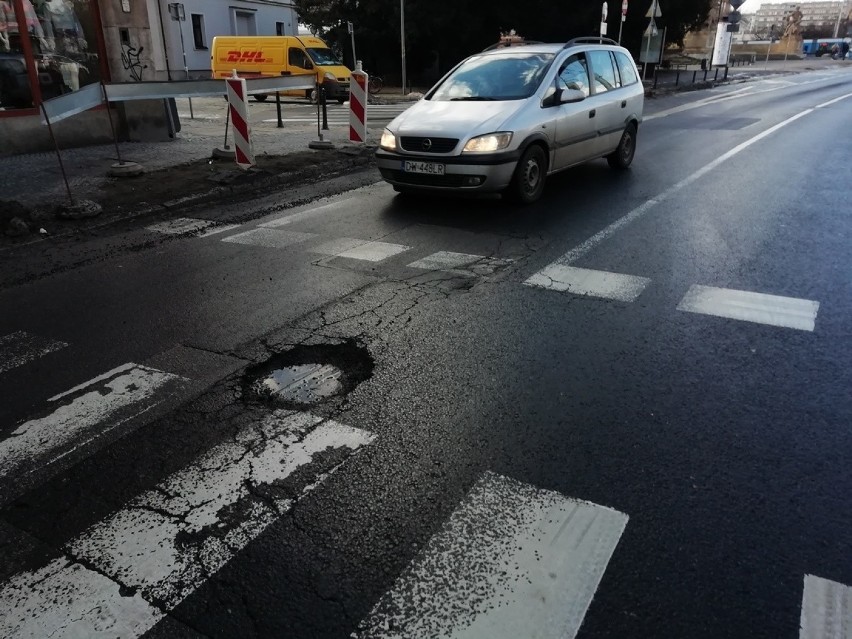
[622,0,628,14]
[645,0,662,18]
[729,0,745,8]
[644,18,658,37]
[602,2,609,21]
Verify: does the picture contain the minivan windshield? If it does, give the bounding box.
[430,52,555,101]
[306,48,343,66]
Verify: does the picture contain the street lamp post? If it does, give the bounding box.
[400,0,407,96]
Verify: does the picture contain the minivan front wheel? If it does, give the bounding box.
[505,145,547,204]
[607,124,637,170]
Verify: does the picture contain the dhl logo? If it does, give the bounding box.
[226,51,272,63]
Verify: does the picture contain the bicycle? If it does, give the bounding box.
[368,74,383,95]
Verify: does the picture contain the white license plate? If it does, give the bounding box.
[403,161,445,175]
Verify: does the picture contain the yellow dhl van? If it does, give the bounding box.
[211,35,351,103]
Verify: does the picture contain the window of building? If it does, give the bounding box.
[276,21,284,36]
[1,0,103,113]
[233,10,256,36]
[191,14,206,49]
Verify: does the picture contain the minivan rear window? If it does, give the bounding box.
[430,53,555,102]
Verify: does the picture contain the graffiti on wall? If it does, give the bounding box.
[121,43,147,81]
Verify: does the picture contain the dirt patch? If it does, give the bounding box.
[95,147,375,214]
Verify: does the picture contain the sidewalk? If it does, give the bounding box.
[0,90,424,239]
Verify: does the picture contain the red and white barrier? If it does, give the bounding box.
[349,62,368,143]
[225,72,255,170]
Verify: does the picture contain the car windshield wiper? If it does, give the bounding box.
[449,96,497,101]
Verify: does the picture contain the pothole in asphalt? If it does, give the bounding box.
[243,340,373,408]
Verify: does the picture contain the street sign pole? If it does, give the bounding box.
[400,0,407,96]
[619,0,628,44]
[348,21,357,68]
[601,2,609,43]
[641,0,658,82]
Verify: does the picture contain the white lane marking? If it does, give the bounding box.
[0,558,163,639]
[197,223,242,237]
[259,200,348,228]
[0,364,186,480]
[0,411,375,639]
[355,472,628,639]
[800,575,852,639]
[221,228,317,248]
[816,92,852,108]
[525,107,814,275]
[407,251,513,277]
[310,238,411,262]
[0,331,68,374]
[677,285,820,331]
[525,265,651,301]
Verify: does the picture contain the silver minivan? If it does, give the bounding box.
[376,38,644,203]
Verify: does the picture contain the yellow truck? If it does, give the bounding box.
[211,35,351,103]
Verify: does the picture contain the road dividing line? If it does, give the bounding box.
[355,472,628,639]
[310,238,411,262]
[221,228,317,249]
[816,92,852,108]
[525,265,651,301]
[524,107,815,284]
[0,411,375,638]
[800,574,852,639]
[0,364,186,481]
[677,285,820,331]
[0,331,67,374]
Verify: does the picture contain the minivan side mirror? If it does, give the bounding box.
[560,88,586,104]
[303,60,314,70]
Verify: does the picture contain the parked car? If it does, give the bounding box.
[376,37,644,203]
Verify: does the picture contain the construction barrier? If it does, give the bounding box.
[225,74,254,170]
[349,62,368,143]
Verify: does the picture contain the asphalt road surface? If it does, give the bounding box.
[1,67,852,638]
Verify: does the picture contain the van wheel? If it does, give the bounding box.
[504,145,547,204]
[254,94,269,102]
[607,124,637,170]
[308,89,318,104]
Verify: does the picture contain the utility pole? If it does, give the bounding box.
[400,0,407,95]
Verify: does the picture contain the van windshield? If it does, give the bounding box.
[306,48,343,66]
[430,52,555,101]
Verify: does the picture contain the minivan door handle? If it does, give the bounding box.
[621,100,627,108]
[589,109,596,118]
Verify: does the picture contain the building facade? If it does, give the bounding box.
[150,0,298,80]
[0,0,297,155]
[750,1,850,36]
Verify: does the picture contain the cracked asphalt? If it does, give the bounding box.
[1,67,852,638]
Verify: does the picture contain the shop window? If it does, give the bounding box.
[1,0,36,110]
[1,0,103,112]
[191,13,205,50]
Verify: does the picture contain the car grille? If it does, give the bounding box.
[380,169,469,187]
[400,137,459,154]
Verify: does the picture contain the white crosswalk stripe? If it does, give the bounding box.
[0,410,375,638]
[800,575,852,639]
[407,251,513,277]
[221,228,318,248]
[146,217,240,237]
[309,237,411,262]
[525,265,651,301]
[0,363,187,484]
[355,472,628,639]
[677,285,820,331]
[0,331,68,374]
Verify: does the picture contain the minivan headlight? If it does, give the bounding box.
[463,132,513,153]
[324,72,337,81]
[380,129,397,151]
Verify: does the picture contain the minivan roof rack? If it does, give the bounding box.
[563,37,619,49]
